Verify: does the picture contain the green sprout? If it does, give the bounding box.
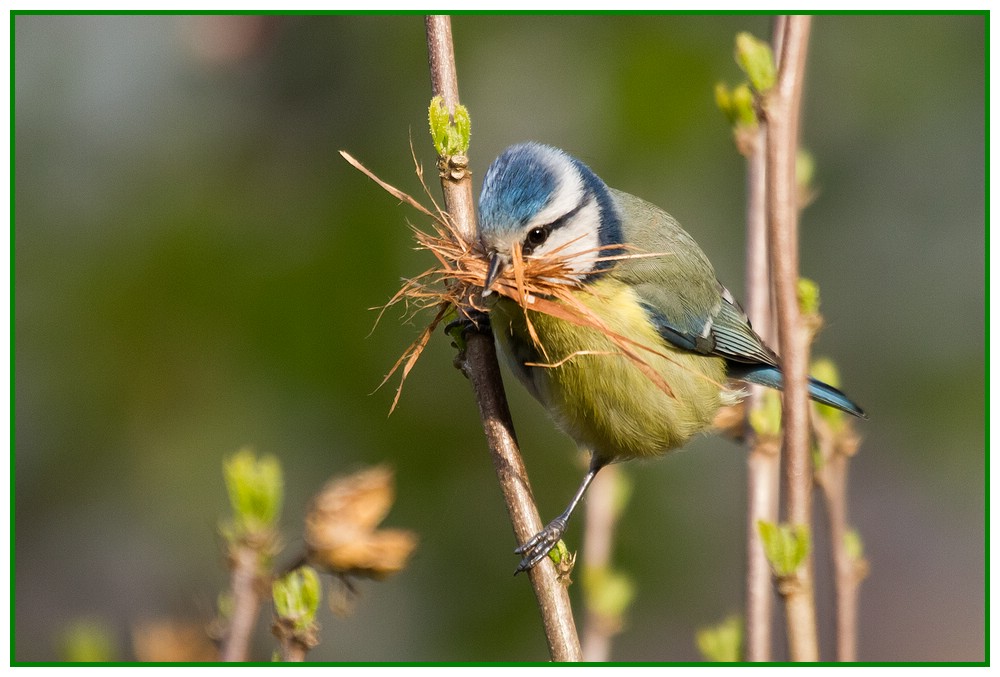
[222,448,283,541]
[844,528,865,563]
[60,618,117,662]
[696,614,744,662]
[273,566,322,635]
[758,520,811,577]
[582,565,636,625]
[797,277,821,316]
[796,148,817,201]
[429,95,471,157]
[735,32,776,93]
[811,357,848,431]
[749,388,783,438]
[715,81,757,129]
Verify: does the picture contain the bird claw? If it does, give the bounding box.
[514,517,567,574]
[444,310,491,344]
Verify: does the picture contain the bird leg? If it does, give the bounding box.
[515,457,607,573]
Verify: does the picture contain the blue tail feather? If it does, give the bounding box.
[730,365,867,419]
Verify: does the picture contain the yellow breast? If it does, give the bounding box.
[491,278,729,463]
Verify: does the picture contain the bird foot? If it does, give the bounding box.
[445,310,491,344]
[514,517,567,574]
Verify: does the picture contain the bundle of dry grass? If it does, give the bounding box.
[342,150,686,413]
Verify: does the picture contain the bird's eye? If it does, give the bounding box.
[525,226,549,248]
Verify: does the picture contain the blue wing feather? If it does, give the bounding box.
[639,288,867,419]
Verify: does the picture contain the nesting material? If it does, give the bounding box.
[342,150,688,413]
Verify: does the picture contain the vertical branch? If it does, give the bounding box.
[425,17,476,235]
[815,415,867,661]
[217,450,281,662]
[816,451,854,660]
[763,15,817,661]
[219,544,265,661]
[580,464,625,662]
[741,126,779,662]
[277,640,308,663]
[424,15,583,662]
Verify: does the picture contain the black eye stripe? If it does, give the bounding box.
[543,194,588,232]
[522,190,595,256]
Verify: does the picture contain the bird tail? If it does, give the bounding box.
[732,365,868,419]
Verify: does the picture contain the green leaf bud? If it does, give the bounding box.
[797,277,821,316]
[60,619,117,662]
[582,565,636,621]
[715,82,757,129]
[796,148,816,197]
[696,614,744,662]
[749,388,782,437]
[735,32,776,93]
[273,566,322,633]
[757,520,811,577]
[223,448,283,538]
[844,528,865,562]
[428,95,471,157]
[731,83,757,128]
[811,357,847,429]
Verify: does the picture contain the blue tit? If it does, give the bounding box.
[476,142,866,573]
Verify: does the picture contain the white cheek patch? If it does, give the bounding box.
[523,149,604,278]
[531,155,586,227]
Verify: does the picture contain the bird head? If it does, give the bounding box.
[477,143,624,295]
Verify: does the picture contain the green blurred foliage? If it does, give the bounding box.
[58,618,118,662]
[273,566,322,634]
[14,13,984,662]
[695,613,743,662]
[734,31,776,93]
[222,448,283,539]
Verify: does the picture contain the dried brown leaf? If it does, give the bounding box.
[310,530,419,580]
[305,465,419,580]
[132,619,218,662]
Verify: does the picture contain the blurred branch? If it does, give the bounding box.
[272,566,322,662]
[720,30,779,662]
[815,419,866,660]
[739,74,778,666]
[424,15,583,662]
[812,360,868,661]
[744,392,780,660]
[580,465,634,661]
[217,450,282,662]
[763,15,818,661]
[219,544,266,661]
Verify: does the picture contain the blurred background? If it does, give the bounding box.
[14,14,984,662]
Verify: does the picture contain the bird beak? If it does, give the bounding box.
[482,251,507,297]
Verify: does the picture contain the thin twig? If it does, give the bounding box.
[814,414,867,661]
[740,122,779,662]
[764,15,818,661]
[273,625,313,663]
[279,641,307,663]
[424,15,583,662]
[580,464,622,661]
[219,544,264,662]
